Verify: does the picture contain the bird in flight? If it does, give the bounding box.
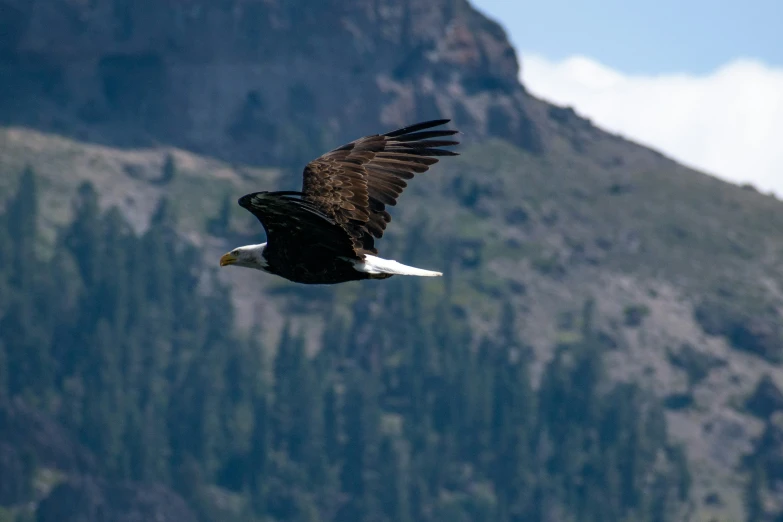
[219,119,459,284]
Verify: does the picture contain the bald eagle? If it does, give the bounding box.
[219,119,459,285]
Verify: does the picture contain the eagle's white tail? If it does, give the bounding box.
[354,255,442,277]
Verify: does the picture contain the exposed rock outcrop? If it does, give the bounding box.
[1,0,541,167]
[0,398,96,474]
[36,477,198,522]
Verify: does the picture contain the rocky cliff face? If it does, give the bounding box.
[1,0,540,167]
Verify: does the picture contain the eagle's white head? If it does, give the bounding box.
[219,243,269,271]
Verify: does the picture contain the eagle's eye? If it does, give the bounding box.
[232,250,240,256]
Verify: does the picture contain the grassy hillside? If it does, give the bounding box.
[0,127,280,241]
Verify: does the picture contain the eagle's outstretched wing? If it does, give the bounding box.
[238,191,360,259]
[301,119,459,255]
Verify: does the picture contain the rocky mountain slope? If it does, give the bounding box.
[1,0,538,166]
[3,0,783,520]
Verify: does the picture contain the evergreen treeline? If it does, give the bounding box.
[0,169,690,521]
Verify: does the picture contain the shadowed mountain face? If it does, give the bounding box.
[2,1,783,522]
[0,0,540,166]
[0,401,198,522]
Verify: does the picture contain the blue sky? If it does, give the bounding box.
[472,0,783,74]
[471,1,783,195]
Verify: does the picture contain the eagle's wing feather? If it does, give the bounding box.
[301,119,459,255]
[238,191,360,259]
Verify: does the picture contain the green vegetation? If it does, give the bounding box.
[623,304,650,328]
[0,169,692,521]
[158,153,177,185]
[0,127,280,243]
[694,295,783,362]
[667,343,726,389]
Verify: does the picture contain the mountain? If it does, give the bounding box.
[1,0,539,166]
[2,1,783,521]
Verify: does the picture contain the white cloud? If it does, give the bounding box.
[521,54,783,195]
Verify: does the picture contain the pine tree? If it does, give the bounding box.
[208,192,233,236]
[141,198,177,326]
[64,181,102,287]
[80,319,125,476]
[286,335,317,465]
[249,393,271,513]
[7,166,38,287]
[378,436,412,522]
[338,370,381,522]
[0,208,13,302]
[194,341,227,478]
[745,461,765,522]
[97,207,132,332]
[491,347,534,519]
[466,338,495,471]
[0,341,8,400]
[159,153,177,184]
[323,382,341,466]
[273,322,296,454]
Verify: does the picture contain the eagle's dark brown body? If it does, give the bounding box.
[237,191,395,284]
[227,120,459,285]
[263,249,390,285]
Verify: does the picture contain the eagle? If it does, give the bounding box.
[219,119,459,285]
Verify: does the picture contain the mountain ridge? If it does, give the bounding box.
[1,0,540,166]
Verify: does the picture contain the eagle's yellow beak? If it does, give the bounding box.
[220,252,237,267]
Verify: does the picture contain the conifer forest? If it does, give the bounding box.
[0,170,691,521]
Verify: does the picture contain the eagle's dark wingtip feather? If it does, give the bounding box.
[391,130,458,142]
[238,191,335,225]
[392,139,460,149]
[424,149,460,157]
[237,192,258,208]
[238,191,269,206]
[238,190,305,208]
[384,119,453,138]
